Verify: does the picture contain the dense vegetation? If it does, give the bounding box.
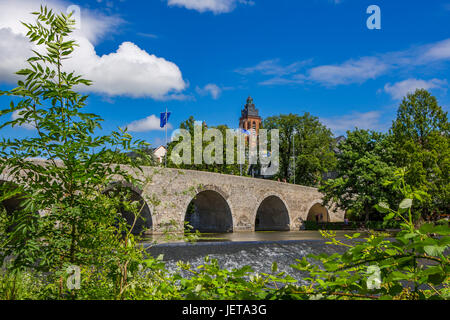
[263,113,336,186]
[0,6,152,300]
[0,6,448,300]
[166,116,245,175]
[321,90,449,223]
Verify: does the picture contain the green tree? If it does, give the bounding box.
[391,89,449,221]
[0,6,150,299]
[263,113,336,186]
[320,129,397,222]
[166,116,244,175]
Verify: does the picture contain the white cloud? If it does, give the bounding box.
[308,40,450,87]
[321,111,386,135]
[11,110,35,130]
[308,57,389,86]
[235,59,311,86]
[237,56,389,87]
[67,40,186,99]
[167,0,253,14]
[137,32,159,39]
[0,28,32,83]
[196,83,221,99]
[422,39,450,62]
[238,38,450,88]
[384,78,447,100]
[259,74,306,86]
[126,115,172,132]
[0,0,187,100]
[235,59,309,76]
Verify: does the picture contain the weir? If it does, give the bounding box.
[145,239,349,281]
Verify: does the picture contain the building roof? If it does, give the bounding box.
[154,145,167,152]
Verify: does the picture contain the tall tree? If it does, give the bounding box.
[0,7,150,298]
[320,129,397,222]
[263,113,336,186]
[391,89,449,220]
[293,113,337,186]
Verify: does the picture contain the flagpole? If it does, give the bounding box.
[290,129,297,184]
[165,106,168,168]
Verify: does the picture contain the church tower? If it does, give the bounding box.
[239,96,262,136]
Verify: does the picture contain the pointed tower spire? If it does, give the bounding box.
[239,96,262,135]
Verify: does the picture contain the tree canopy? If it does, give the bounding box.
[264,112,336,186]
[391,89,449,220]
[321,89,449,222]
[166,116,244,175]
[320,129,397,221]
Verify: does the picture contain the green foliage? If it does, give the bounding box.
[0,266,45,300]
[321,90,449,223]
[166,116,245,175]
[263,112,336,186]
[286,170,449,300]
[391,89,449,220]
[171,258,274,300]
[0,6,152,299]
[303,221,401,231]
[320,129,398,221]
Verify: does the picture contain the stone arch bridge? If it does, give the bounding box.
[124,167,345,233]
[1,163,345,234]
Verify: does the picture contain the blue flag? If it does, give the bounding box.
[160,112,171,128]
[240,128,250,135]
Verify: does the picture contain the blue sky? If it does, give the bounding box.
[1,0,449,147]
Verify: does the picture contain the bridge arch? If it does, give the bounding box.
[306,201,330,222]
[184,186,233,233]
[254,194,290,231]
[103,181,153,235]
[0,179,30,234]
[0,180,24,215]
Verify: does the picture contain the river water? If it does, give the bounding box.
[143,231,366,281]
[143,230,366,243]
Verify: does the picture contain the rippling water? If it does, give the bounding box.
[143,231,367,280]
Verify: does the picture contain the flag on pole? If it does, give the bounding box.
[160,111,171,128]
[239,128,250,135]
